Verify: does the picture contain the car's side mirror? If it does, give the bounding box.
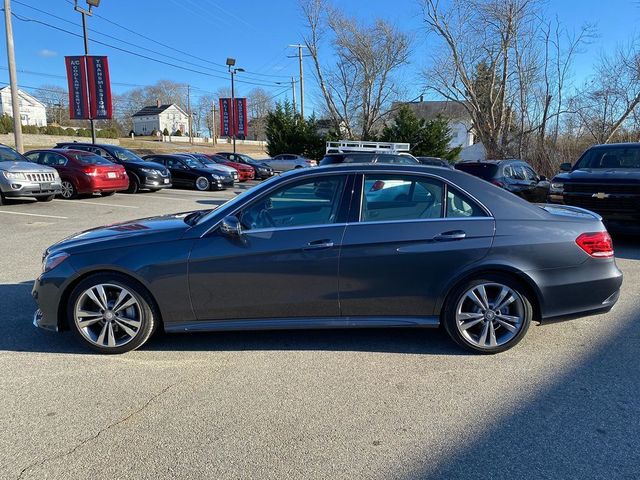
[559,162,571,172]
[220,215,242,237]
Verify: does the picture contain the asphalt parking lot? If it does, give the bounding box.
[1,185,639,479]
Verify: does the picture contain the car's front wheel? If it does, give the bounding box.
[443,275,532,354]
[67,273,158,354]
[195,176,210,191]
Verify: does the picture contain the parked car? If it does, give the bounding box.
[24,149,128,199]
[319,152,420,166]
[455,159,550,203]
[55,142,171,193]
[142,154,234,191]
[549,143,640,233]
[264,154,314,172]
[193,153,254,182]
[416,157,453,169]
[181,153,239,183]
[33,164,622,355]
[216,152,274,180]
[0,144,61,204]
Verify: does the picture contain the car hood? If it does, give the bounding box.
[208,164,236,174]
[130,160,166,171]
[0,161,56,173]
[47,212,192,255]
[554,168,640,184]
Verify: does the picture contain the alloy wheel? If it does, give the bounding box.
[455,282,525,349]
[73,283,142,348]
[195,177,210,191]
[60,181,75,199]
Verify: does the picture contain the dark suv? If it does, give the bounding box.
[455,159,549,203]
[549,143,640,233]
[319,152,419,166]
[55,143,171,193]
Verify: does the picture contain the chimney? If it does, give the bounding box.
[156,99,161,108]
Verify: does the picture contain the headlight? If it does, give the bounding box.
[550,182,564,194]
[4,171,26,180]
[42,252,69,273]
[139,168,159,175]
[210,173,222,180]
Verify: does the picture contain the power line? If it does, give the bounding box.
[8,10,285,88]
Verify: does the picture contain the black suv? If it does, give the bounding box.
[55,142,171,193]
[319,152,419,165]
[549,143,640,233]
[455,159,549,203]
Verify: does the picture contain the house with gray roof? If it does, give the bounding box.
[131,101,189,136]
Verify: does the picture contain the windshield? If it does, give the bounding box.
[181,157,207,169]
[574,147,640,169]
[0,146,28,163]
[237,153,257,163]
[455,163,499,180]
[109,146,144,163]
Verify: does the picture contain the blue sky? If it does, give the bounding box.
[1,0,639,113]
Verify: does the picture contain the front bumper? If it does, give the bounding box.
[142,175,172,190]
[2,180,62,198]
[32,259,78,332]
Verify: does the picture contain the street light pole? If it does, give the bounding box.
[230,67,236,153]
[3,0,24,153]
[74,0,99,144]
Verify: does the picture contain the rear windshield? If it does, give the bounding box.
[575,147,640,169]
[319,153,377,165]
[67,152,113,165]
[455,163,499,180]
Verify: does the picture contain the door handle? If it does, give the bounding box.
[433,230,466,241]
[303,240,334,250]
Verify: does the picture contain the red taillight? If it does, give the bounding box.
[576,232,614,258]
[370,180,385,191]
[82,166,98,176]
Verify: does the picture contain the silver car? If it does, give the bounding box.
[263,154,312,172]
[0,144,62,205]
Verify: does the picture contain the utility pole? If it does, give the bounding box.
[187,85,193,144]
[4,0,24,153]
[288,44,308,119]
[291,76,297,114]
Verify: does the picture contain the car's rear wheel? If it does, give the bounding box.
[195,176,210,191]
[36,195,55,202]
[67,273,158,354]
[443,275,532,354]
[60,180,77,199]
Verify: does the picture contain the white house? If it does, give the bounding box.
[394,100,475,150]
[132,102,190,136]
[0,86,47,127]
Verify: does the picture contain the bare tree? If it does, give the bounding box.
[572,40,640,143]
[421,0,591,168]
[34,85,68,125]
[301,0,410,139]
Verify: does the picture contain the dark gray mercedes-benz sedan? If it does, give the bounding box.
[33,164,623,354]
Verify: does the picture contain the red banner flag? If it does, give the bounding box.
[86,56,113,120]
[234,98,248,139]
[65,56,89,120]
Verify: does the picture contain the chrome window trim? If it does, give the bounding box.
[346,217,493,227]
[241,222,349,235]
[357,171,493,222]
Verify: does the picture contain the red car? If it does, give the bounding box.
[201,153,255,182]
[25,149,129,199]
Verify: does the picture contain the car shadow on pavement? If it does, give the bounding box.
[0,280,465,356]
[401,306,640,479]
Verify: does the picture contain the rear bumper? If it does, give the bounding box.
[528,258,623,320]
[84,177,129,193]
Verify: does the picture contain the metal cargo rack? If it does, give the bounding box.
[326,140,411,154]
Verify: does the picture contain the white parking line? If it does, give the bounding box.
[54,200,139,209]
[148,195,207,202]
[0,210,68,219]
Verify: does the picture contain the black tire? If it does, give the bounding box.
[194,176,210,191]
[101,191,116,197]
[126,176,140,194]
[60,180,77,199]
[442,274,532,354]
[0,191,5,205]
[36,195,55,202]
[66,273,159,354]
